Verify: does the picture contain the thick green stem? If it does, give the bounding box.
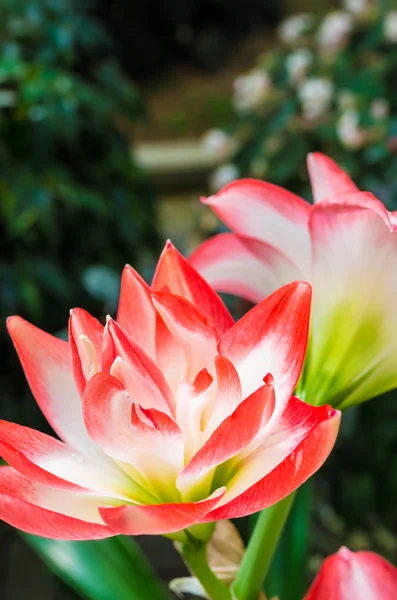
[181,538,232,600]
[232,492,296,600]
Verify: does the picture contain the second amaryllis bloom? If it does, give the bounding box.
[192,153,397,409]
[0,243,339,540]
[304,546,397,599]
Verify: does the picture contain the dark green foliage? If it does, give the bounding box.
[0,0,159,426]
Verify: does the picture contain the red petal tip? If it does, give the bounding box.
[263,373,274,386]
[327,408,341,419]
[6,315,23,332]
[338,546,353,562]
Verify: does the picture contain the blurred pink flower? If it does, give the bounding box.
[304,547,397,599]
[191,153,397,408]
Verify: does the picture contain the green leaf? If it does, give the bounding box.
[22,534,171,600]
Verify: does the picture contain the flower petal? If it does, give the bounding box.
[82,373,139,461]
[152,291,219,382]
[155,316,186,396]
[318,190,397,231]
[69,308,104,396]
[205,355,243,432]
[0,467,115,540]
[0,420,132,498]
[152,241,234,336]
[179,382,274,486]
[202,179,311,273]
[307,152,358,203]
[304,547,397,600]
[306,203,397,406]
[103,319,173,414]
[190,233,299,304]
[219,281,312,403]
[203,403,340,520]
[83,373,184,502]
[117,265,157,359]
[99,487,225,535]
[6,316,97,454]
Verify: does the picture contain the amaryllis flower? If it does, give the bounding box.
[304,547,397,599]
[0,243,339,540]
[191,153,397,408]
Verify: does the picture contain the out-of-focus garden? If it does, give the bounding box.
[1,0,397,598]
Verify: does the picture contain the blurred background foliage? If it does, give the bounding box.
[1,0,397,599]
[206,0,397,207]
[0,0,160,428]
[95,0,284,78]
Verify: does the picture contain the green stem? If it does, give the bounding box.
[181,538,232,600]
[231,492,296,600]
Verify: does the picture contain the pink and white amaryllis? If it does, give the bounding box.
[0,243,339,540]
[192,153,397,409]
[304,546,397,599]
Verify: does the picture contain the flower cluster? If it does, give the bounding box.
[0,242,339,540]
[206,2,397,206]
[1,151,397,598]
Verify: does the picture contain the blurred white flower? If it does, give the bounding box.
[370,98,390,121]
[0,90,17,108]
[298,78,334,121]
[233,69,271,113]
[285,49,313,85]
[317,11,353,52]
[337,110,366,148]
[384,11,397,43]
[209,164,239,191]
[343,0,372,15]
[201,129,232,158]
[278,13,314,46]
[337,90,357,111]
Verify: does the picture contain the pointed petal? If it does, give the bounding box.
[0,493,113,540]
[0,440,85,492]
[155,315,186,397]
[6,316,97,454]
[306,204,397,406]
[152,291,219,382]
[82,373,138,462]
[152,241,234,336]
[304,547,397,600]
[307,152,358,203]
[205,356,242,431]
[214,399,339,509]
[0,420,132,498]
[179,383,274,486]
[117,265,157,359]
[202,179,311,273]
[219,281,311,403]
[103,319,173,414]
[190,233,299,304]
[99,487,225,535]
[83,373,184,500]
[0,467,115,539]
[203,404,340,520]
[69,308,104,396]
[316,189,397,232]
